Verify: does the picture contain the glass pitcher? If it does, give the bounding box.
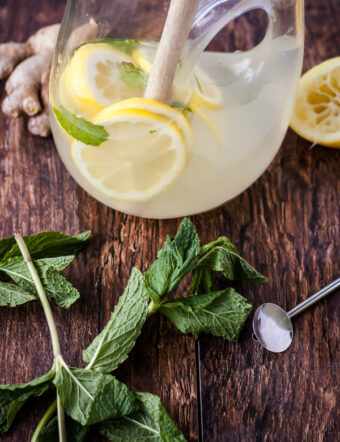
[50,0,304,219]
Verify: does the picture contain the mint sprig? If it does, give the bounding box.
[0,219,266,441]
[53,106,109,146]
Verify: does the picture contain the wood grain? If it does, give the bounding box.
[0,1,339,441]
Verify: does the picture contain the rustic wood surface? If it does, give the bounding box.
[0,0,339,441]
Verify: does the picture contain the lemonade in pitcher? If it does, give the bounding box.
[50,0,304,219]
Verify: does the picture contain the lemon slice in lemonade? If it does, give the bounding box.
[190,71,222,110]
[290,57,340,148]
[72,108,186,202]
[132,43,222,109]
[106,97,194,156]
[61,42,142,117]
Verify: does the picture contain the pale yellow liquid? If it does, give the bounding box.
[51,34,303,218]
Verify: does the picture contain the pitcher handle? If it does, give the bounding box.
[181,0,304,77]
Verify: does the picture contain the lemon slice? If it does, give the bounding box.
[290,57,340,148]
[61,43,142,117]
[190,71,223,110]
[133,43,222,109]
[72,108,186,202]
[102,97,194,156]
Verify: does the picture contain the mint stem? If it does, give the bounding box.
[31,400,57,442]
[14,234,66,442]
[147,300,159,317]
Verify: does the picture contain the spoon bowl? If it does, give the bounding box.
[253,303,293,353]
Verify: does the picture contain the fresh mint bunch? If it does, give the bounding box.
[0,219,266,441]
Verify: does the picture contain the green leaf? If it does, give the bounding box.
[160,291,224,312]
[159,288,252,341]
[0,258,80,308]
[193,74,203,93]
[144,218,200,303]
[83,268,148,373]
[89,38,137,54]
[0,237,17,262]
[171,102,192,113]
[37,415,91,442]
[54,364,136,426]
[0,371,54,433]
[0,281,36,307]
[190,269,213,295]
[194,237,267,283]
[0,231,90,263]
[53,106,109,146]
[98,392,187,441]
[119,62,148,89]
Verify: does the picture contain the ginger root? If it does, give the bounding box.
[0,19,98,138]
[0,24,60,136]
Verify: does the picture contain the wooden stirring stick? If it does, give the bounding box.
[144,0,201,103]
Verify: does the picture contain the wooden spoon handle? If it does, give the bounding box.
[144,0,200,102]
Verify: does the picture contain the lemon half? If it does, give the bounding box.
[291,57,340,148]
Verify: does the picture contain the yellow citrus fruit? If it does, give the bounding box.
[60,43,142,118]
[104,97,194,156]
[72,108,186,202]
[290,57,340,148]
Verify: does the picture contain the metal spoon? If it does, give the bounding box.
[252,278,340,353]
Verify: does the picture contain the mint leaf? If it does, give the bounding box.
[0,237,17,262]
[194,74,203,93]
[0,232,89,281]
[90,38,137,54]
[53,106,109,146]
[0,231,90,263]
[190,269,213,295]
[160,288,252,341]
[0,371,54,433]
[144,218,200,303]
[194,237,267,283]
[54,364,136,426]
[37,415,91,442]
[119,62,148,89]
[160,290,224,312]
[83,268,148,373]
[0,281,36,307]
[0,258,80,308]
[98,392,187,441]
[171,101,192,112]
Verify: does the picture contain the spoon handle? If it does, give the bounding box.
[144,0,200,102]
[288,278,340,319]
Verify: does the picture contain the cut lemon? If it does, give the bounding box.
[190,71,223,111]
[72,108,186,202]
[290,57,340,148]
[102,97,194,156]
[60,43,142,118]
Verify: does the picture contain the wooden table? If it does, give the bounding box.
[0,0,339,440]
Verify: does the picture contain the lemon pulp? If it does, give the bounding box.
[291,57,340,148]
